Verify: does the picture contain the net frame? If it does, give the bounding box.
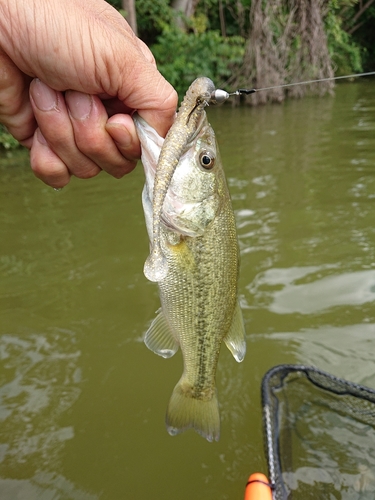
[261,364,375,500]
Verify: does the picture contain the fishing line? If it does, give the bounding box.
[210,71,375,104]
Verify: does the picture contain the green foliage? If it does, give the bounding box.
[106,1,372,99]
[106,0,121,8]
[341,1,375,71]
[195,0,251,37]
[0,125,20,150]
[326,1,363,75]
[151,25,245,99]
[135,0,172,29]
[136,0,172,44]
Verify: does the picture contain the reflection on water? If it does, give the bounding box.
[1,81,375,498]
[274,369,375,499]
[262,323,375,386]
[0,328,86,498]
[284,466,375,498]
[0,330,80,459]
[0,472,97,500]
[248,267,375,314]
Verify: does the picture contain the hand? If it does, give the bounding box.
[0,0,177,187]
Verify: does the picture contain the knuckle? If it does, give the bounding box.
[72,164,101,179]
[30,155,57,177]
[30,157,70,187]
[112,160,137,178]
[30,136,70,187]
[74,134,103,156]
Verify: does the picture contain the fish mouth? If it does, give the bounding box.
[134,112,206,171]
[135,108,218,238]
[134,111,208,196]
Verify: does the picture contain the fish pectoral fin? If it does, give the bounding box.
[144,309,179,358]
[224,301,246,362]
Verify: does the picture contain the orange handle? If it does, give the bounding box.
[244,473,273,500]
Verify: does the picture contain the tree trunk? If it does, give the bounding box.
[219,0,226,38]
[237,0,334,105]
[172,0,200,29]
[122,0,137,36]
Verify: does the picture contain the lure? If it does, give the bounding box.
[209,71,375,105]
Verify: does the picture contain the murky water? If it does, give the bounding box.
[1,81,375,499]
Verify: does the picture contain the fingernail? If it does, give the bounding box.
[32,79,58,111]
[66,91,92,120]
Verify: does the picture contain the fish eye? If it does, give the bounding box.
[199,151,215,170]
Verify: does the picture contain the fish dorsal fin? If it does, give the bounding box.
[144,309,179,358]
[224,301,246,362]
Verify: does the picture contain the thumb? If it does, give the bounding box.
[116,42,177,138]
[129,65,177,138]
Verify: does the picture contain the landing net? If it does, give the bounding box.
[261,364,375,499]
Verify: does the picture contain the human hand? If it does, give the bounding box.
[0,0,177,187]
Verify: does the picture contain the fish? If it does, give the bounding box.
[134,77,246,442]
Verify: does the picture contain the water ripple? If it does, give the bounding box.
[0,329,81,470]
[246,266,375,314]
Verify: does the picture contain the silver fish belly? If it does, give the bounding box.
[134,77,246,442]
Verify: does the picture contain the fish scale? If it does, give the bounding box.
[134,77,246,442]
[159,190,240,440]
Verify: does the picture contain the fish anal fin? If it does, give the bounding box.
[224,300,246,362]
[166,380,220,442]
[144,309,179,358]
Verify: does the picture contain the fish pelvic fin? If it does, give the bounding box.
[166,381,220,442]
[144,309,179,358]
[224,300,246,362]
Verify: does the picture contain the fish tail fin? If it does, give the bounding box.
[165,380,220,442]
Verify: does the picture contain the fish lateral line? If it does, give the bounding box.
[209,70,375,104]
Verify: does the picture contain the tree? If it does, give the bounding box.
[342,0,375,34]
[122,0,137,35]
[171,0,200,29]
[338,0,375,70]
[234,0,334,104]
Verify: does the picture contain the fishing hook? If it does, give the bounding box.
[186,96,210,124]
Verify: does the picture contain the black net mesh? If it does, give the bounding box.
[261,365,375,500]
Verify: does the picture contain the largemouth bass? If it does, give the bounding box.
[134,77,246,442]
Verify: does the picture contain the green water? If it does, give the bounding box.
[1,81,375,499]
